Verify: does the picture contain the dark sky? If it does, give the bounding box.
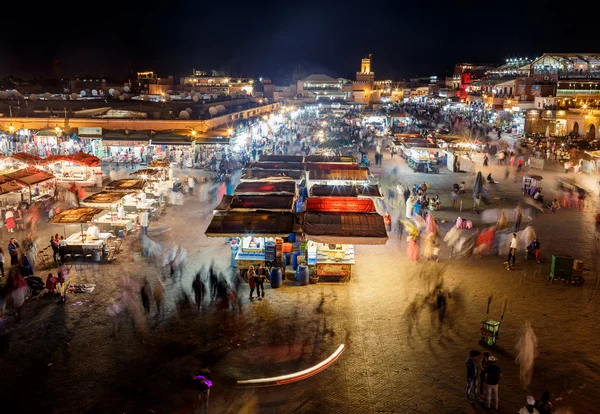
[1,0,595,84]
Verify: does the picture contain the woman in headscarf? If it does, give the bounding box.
[496,210,508,230]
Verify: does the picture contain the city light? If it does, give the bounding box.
[191,129,197,136]
[8,124,14,133]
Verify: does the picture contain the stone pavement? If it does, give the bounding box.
[0,155,599,414]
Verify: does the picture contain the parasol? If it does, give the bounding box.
[400,219,419,238]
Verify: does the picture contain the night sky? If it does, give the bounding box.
[1,0,595,84]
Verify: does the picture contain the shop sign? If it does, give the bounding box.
[317,263,350,277]
[103,140,147,146]
[78,127,102,136]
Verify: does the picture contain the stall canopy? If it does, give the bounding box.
[303,212,388,245]
[147,161,170,169]
[49,207,105,224]
[105,179,146,191]
[216,194,295,212]
[252,162,305,171]
[307,197,375,213]
[151,134,192,146]
[306,163,360,171]
[234,181,296,195]
[205,212,295,237]
[309,184,382,198]
[308,168,370,182]
[258,155,305,163]
[241,169,303,181]
[81,191,133,208]
[3,167,55,186]
[0,175,25,195]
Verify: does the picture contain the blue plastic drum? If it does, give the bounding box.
[270,267,282,288]
[288,233,296,243]
[292,251,302,270]
[297,264,309,286]
[284,252,291,266]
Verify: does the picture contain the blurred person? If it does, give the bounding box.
[247,265,256,300]
[504,233,518,270]
[153,279,165,317]
[140,278,151,315]
[519,395,540,414]
[192,272,206,310]
[0,247,4,278]
[5,208,15,233]
[535,392,554,414]
[8,238,20,266]
[45,272,59,297]
[515,320,539,389]
[58,236,67,263]
[479,352,491,398]
[50,234,60,264]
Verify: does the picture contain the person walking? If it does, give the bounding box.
[247,265,256,300]
[192,272,206,310]
[484,356,502,410]
[514,205,523,232]
[256,264,266,300]
[140,278,151,315]
[465,349,481,401]
[209,263,218,301]
[188,175,195,196]
[139,210,149,235]
[504,233,518,270]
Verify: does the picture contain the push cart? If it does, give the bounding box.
[480,319,501,347]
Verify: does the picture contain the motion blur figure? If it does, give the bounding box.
[515,320,539,389]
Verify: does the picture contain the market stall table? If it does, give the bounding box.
[64,232,112,261]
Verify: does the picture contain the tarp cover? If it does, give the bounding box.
[304,155,356,164]
[205,212,295,237]
[130,169,163,178]
[234,181,296,195]
[105,179,146,191]
[258,155,304,163]
[303,212,388,245]
[309,184,382,198]
[241,169,303,181]
[227,195,295,212]
[307,197,375,213]
[0,175,25,195]
[308,168,369,181]
[306,163,360,171]
[251,162,305,171]
[81,191,133,207]
[49,207,105,224]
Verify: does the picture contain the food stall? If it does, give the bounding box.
[0,167,56,205]
[306,168,370,187]
[306,242,355,280]
[49,207,112,261]
[80,191,137,236]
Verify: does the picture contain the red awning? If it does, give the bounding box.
[307,197,375,213]
[303,212,388,245]
[234,181,296,195]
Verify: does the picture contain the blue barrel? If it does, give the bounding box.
[284,252,291,266]
[292,251,302,270]
[270,267,282,288]
[288,233,296,243]
[297,264,309,286]
[118,230,125,238]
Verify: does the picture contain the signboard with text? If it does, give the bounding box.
[316,263,351,277]
[78,127,102,136]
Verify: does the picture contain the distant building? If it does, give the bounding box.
[296,74,351,101]
[180,69,254,97]
[133,71,174,95]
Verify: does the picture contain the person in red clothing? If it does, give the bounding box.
[45,273,59,296]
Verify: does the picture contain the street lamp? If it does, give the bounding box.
[55,126,62,134]
[8,124,14,133]
[191,129,197,137]
[227,128,234,136]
